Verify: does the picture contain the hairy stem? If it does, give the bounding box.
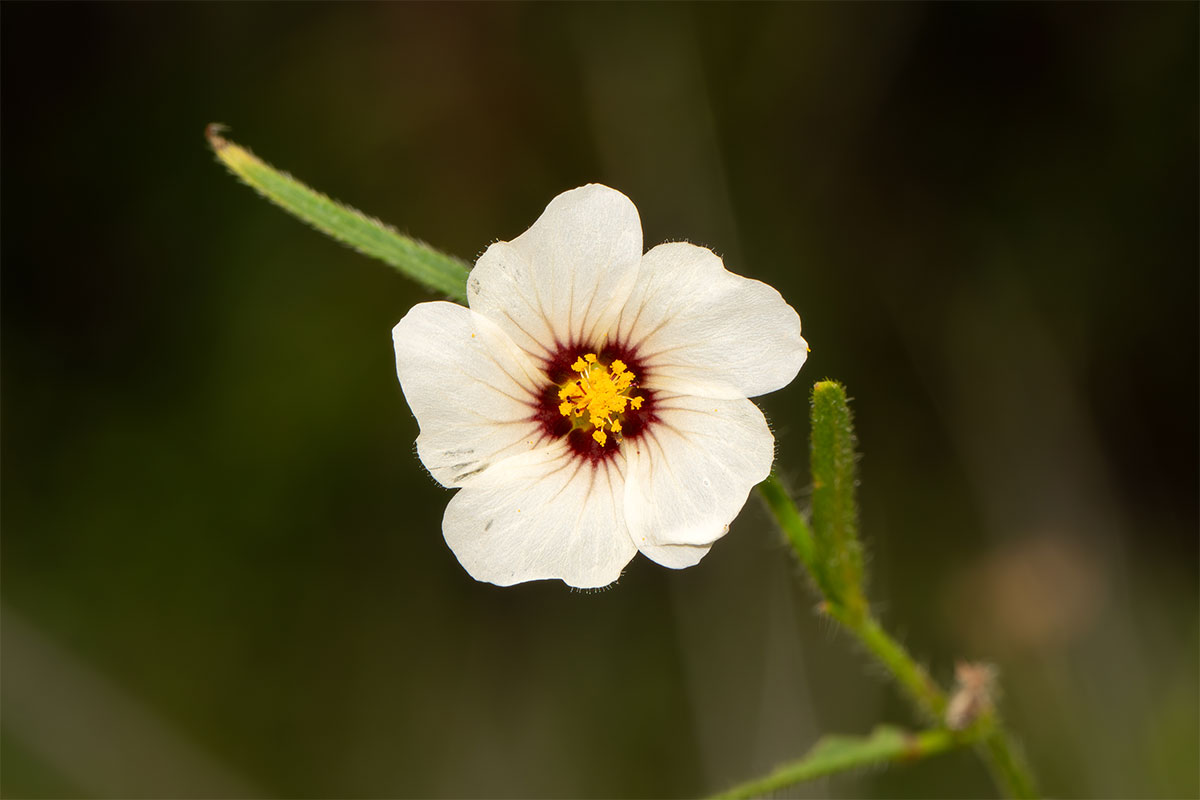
[754,479,1039,798]
[824,604,948,721]
[714,726,970,800]
[758,474,816,576]
[977,718,1039,800]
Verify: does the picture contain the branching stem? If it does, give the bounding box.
[754,477,1039,799]
[714,726,972,800]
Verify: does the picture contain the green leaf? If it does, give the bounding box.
[713,726,961,799]
[810,379,865,614]
[207,125,470,303]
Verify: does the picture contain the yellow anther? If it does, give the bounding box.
[557,352,644,447]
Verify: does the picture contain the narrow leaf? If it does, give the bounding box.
[810,379,865,613]
[207,124,470,303]
[713,726,962,799]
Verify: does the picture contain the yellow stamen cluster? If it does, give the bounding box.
[557,353,644,446]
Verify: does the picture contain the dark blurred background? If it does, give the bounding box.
[2,3,1196,798]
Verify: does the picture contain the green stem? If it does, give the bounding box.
[977,716,1039,800]
[206,125,471,302]
[824,604,948,721]
[714,727,966,800]
[758,474,816,577]
[753,480,1039,798]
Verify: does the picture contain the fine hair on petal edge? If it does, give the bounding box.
[569,581,619,596]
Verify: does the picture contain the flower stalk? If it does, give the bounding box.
[822,603,948,721]
[756,474,816,576]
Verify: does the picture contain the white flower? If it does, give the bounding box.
[392,185,808,588]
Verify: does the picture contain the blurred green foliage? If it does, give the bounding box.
[2,3,1196,798]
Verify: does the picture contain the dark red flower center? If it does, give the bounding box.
[530,340,658,464]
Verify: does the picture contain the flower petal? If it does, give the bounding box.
[467,185,643,359]
[443,446,637,588]
[615,242,807,399]
[393,301,546,488]
[637,540,713,570]
[624,395,774,547]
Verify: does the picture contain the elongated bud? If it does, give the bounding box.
[809,380,866,614]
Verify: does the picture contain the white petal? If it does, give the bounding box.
[638,540,713,570]
[443,446,637,588]
[393,301,547,488]
[624,395,774,547]
[615,242,807,399]
[467,185,643,358]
